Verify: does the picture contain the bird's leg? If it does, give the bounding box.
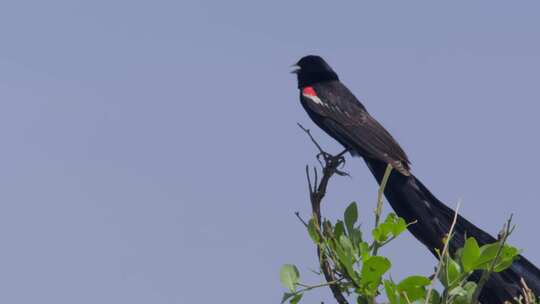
[334,149,349,174]
[297,123,350,175]
[333,158,350,177]
[336,148,349,158]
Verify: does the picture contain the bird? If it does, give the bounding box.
[292,56,411,177]
[292,55,540,303]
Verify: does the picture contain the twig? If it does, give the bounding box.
[372,164,393,256]
[298,123,325,155]
[293,279,343,295]
[306,165,314,195]
[295,212,309,228]
[471,215,515,304]
[299,123,349,304]
[520,278,535,304]
[424,201,461,304]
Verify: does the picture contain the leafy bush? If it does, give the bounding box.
[281,129,536,304]
[281,201,520,304]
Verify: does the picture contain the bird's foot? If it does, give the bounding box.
[316,151,349,177]
[316,151,334,164]
[334,168,350,177]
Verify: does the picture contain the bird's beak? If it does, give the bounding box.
[290,65,301,74]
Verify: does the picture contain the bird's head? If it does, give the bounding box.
[291,55,339,88]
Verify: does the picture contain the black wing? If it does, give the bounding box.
[301,81,410,175]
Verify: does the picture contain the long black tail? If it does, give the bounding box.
[365,158,540,303]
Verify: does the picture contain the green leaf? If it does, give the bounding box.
[473,242,520,272]
[334,220,345,238]
[350,228,362,248]
[493,245,520,272]
[290,293,303,304]
[372,214,408,244]
[307,218,320,244]
[344,202,358,234]
[461,237,481,272]
[280,264,300,292]
[493,245,519,272]
[501,245,520,259]
[382,213,407,237]
[450,283,476,304]
[335,243,356,281]
[438,257,461,287]
[361,256,391,285]
[454,247,464,260]
[378,216,393,239]
[397,276,431,301]
[447,257,462,286]
[372,226,387,243]
[398,276,431,289]
[384,280,400,304]
[392,217,407,236]
[475,243,499,269]
[493,259,514,272]
[448,286,467,297]
[281,292,295,304]
[428,290,441,304]
[359,242,371,261]
[339,235,354,254]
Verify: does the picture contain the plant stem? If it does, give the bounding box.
[424,201,461,304]
[372,164,393,256]
[295,279,342,294]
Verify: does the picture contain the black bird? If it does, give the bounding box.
[292,55,540,303]
[293,56,411,176]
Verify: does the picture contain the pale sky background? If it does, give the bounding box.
[1,1,540,303]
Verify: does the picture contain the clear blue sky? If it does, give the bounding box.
[1,1,539,303]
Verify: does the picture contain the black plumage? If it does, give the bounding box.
[367,158,540,304]
[293,55,540,303]
[294,56,410,176]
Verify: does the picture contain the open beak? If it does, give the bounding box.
[290,65,301,74]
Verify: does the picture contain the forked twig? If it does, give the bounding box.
[298,123,349,304]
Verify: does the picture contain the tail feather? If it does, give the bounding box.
[365,158,540,303]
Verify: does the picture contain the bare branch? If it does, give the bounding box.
[299,123,350,304]
[295,211,309,228]
[298,123,325,155]
[306,165,313,195]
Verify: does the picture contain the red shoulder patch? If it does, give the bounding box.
[302,86,317,97]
